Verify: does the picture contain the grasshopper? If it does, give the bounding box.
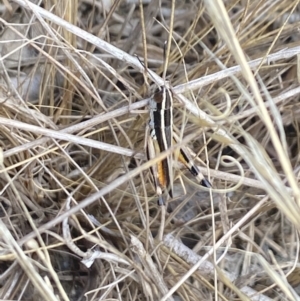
[146,80,211,206]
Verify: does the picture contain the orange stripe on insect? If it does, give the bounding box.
[157,160,167,188]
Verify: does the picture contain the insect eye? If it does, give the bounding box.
[153,87,164,103]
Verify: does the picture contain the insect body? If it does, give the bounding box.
[147,86,173,205]
[146,85,211,206]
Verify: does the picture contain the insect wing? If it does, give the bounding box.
[146,134,165,205]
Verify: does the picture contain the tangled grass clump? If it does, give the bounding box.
[0,0,299,300]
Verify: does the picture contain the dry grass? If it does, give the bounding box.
[0,0,299,300]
